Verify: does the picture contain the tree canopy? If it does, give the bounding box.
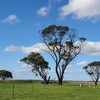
[83,61,100,86]
[20,52,50,84]
[0,70,13,80]
[40,24,86,85]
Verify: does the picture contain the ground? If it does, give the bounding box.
[0,80,100,100]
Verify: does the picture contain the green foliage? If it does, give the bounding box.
[20,52,49,69]
[20,52,50,84]
[88,61,100,66]
[42,24,69,37]
[0,70,13,80]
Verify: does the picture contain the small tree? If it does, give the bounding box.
[0,70,13,80]
[40,24,86,85]
[83,61,100,86]
[20,52,50,84]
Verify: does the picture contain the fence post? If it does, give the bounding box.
[32,80,33,92]
[12,83,15,98]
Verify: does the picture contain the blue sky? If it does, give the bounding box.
[0,0,100,81]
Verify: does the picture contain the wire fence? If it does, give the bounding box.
[0,81,62,100]
[0,81,100,100]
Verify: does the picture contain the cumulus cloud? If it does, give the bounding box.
[77,61,88,66]
[37,7,49,16]
[4,41,100,56]
[82,41,100,56]
[17,64,32,72]
[4,43,49,53]
[1,14,20,24]
[59,0,100,20]
[37,0,61,17]
[5,45,20,52]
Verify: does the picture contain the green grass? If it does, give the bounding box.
[0,81,100,100]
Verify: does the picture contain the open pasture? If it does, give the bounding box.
[0,81,100,100]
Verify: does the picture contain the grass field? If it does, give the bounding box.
[0,81,100,100]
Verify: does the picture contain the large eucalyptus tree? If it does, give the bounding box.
[40,24,86,85]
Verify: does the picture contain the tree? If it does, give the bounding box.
[20,52,50,84]
[0,70,13,80]
[40,24,86,85]
[83,61,100,86]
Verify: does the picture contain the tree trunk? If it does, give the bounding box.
[2,77,5,80]
[58,79,63,85]
[56,64,63,85]
[56,65,65,85]
[57,76,63,85]
[56,68,64,85]
[43,76,50,84]
[47,76,50,84]
[95,81,97,86]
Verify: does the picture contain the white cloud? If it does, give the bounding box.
[4,41,100,56]
[37,7,49,16]
[59,0,100,20]
[77,61,88,66]
[5,45,20,52]
[83,41,100,56]
[4,43,49,53]
[17,64,32,72]
[1,14,20,24]
[37,0,60,17]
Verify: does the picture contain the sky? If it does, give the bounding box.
[0,0,100,81]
